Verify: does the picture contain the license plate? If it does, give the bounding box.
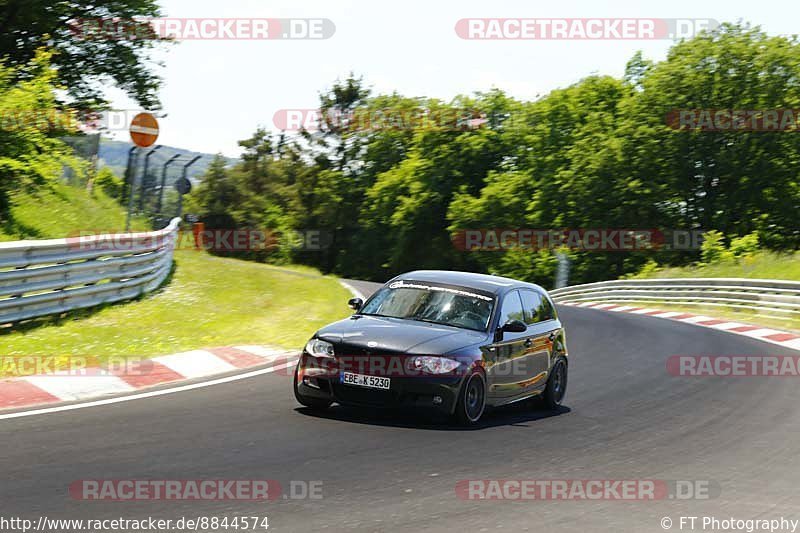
[340,372,391,390]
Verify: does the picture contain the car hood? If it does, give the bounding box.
[315,315,489,355]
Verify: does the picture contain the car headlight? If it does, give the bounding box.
[410,356,461,374]
[305,338,335,358]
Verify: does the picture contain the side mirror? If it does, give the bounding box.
[348,298,364,311]
[501,319,527,333]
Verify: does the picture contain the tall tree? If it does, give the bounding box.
[188,23,800,284]
[0,0,168,110]
[0,49,81,219]
[298,75,371,272]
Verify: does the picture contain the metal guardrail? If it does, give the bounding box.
[550,278,800,315]
[0,218,181,325]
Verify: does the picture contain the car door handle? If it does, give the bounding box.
[524,338,533,347]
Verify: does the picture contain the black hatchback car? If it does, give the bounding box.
[294,270,568,424]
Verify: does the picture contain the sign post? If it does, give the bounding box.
[126,113,160,231]
[124,148,139,232]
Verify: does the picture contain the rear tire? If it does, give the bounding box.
[543,357,567,410]
[454,369,487,425]
[294,366,332,410]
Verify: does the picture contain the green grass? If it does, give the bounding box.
[0,182,351,377]
[632,251,800,281]
[621,250,800,333]
[1,250,352,373]
[1,181,147,241]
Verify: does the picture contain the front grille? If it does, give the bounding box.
[333,344,410,377]
[336,344,369,357]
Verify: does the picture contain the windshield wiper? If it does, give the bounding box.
[359,312,399,319]
[363,314,477,331]
[405,316,486,332]
[405,317,451,327]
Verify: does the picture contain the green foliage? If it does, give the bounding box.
[488,248,560,288]
[0,49,150,238]
[639,229,766,278]
[0,0,168,109]
[189,144,295,263]
[729,232,760,258]
[701,230,727,264]
[187,23,800,287]
[0,49,84,221]
[94,166,124,201]
[633,259,661,278]
[633,249,800,282]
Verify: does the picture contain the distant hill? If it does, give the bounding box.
[97,138,238,183]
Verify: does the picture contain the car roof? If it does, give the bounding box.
[390,270,547,296]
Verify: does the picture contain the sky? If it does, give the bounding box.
[103,0,800,157]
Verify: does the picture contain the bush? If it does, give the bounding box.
[700,230,730,264]
[93,167,124,201]
[729,232,760,258]
[488,248,559,288]
[0,49,83,219]
[633,259,660,278]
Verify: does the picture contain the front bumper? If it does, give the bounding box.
[295,353,464,414]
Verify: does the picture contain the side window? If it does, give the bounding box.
[520,290,555,324]
[519,290,543,325]
[499,290,525,325]
[541,296,555,321]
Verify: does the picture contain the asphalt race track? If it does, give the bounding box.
[2,278,800,532]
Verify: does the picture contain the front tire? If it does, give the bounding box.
[542,357,567,410]
[454,369,487,425]
[294,366,332,410]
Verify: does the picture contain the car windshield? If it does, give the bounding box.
[359,281,495,331]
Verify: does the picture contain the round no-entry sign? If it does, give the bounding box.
[130,112,159,148]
